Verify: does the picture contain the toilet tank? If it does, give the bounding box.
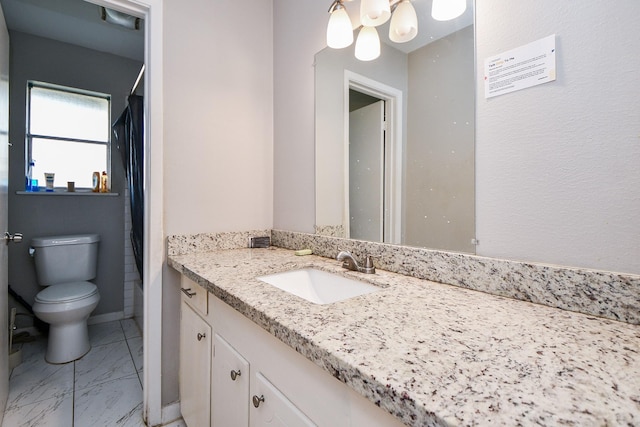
[31,234,100,286]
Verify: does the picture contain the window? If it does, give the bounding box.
[27,81,111,189]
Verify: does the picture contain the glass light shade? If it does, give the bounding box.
[327,7,354,49]
[360,0,391,27]
[355,26,381,61]
[389,0,418,43]
[431,0,466,21]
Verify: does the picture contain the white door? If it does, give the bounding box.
[349,100,385,242]
[0,3,10,421]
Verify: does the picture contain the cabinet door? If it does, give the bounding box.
[180,300,212,427]
[212,333,250,426]
[250,372,315,427]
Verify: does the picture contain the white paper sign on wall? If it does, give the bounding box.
[484,34,556,99]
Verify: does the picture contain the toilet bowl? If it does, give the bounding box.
[30,234,101,364]
[33,282,100,363]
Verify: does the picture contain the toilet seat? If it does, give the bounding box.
[35,281,98,304]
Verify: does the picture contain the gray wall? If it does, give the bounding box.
[7,31,142,317]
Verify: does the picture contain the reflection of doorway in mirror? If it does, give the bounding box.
[345,72,403,244]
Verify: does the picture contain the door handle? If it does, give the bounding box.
[181,288,196,298]
[4,232,23,245]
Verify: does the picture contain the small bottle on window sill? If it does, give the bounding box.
[100,171,109,193]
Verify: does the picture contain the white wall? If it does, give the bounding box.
[475,1,640,274]
[163,0,273,235]
[273,0,640,275]
[162,0,273,405]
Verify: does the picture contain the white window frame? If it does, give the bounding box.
[26,80,112,189]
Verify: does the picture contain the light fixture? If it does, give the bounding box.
[360,0,391,27]
[355,26,381,61]
[327,1,354,49]
[326,0,418,61]
[389,0,418,43]
[100,7,141,30]
[431,0,466,21]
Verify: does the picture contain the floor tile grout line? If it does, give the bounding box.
[122,320,142,388]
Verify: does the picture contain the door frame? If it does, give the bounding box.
[343,71,403,244]
[0,3,9,422]
[84,0,164,425]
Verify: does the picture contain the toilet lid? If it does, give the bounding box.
[35,282,98,303]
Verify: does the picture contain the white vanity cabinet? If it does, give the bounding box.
[179,277,211,427]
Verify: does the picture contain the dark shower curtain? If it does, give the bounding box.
[113,95,144,280]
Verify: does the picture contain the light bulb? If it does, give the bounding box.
[360,0,391,27]
[355,26,380,61]
[389,0,418,43]
[327,6,354,49]
[431,0,466,21]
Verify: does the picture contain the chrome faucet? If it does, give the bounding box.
[336,251,375,274]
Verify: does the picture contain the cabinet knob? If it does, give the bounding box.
[181,288,196,298]
[197,332,206,341]
[230,370,241,381]
[252,394,265,408]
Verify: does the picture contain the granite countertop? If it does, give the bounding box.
[168,247,640,427]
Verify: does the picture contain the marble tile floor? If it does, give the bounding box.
[2,319,146,427]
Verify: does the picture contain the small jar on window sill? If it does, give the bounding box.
[92,172,100,192]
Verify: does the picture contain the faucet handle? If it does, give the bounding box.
[364,255,374,268]
[362,254,376,274]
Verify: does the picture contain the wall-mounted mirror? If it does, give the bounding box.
[315,0,475,253]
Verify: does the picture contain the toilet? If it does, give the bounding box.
[31,234,101,364]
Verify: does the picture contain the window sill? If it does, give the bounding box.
[16,190,119,197]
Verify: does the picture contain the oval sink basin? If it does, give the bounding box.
[257,268,380,304]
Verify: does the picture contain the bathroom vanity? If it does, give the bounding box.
[179,273,403,427]
[169,246,640,426]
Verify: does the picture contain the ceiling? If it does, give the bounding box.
[0,0,144,61]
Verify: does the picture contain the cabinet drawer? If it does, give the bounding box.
[181,276,208,315]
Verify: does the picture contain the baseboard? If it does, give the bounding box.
[161,401,183,426]
[161,418,185,427]
[15,312,125,330]
[87,311,125,325]
[14,326,41,337]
